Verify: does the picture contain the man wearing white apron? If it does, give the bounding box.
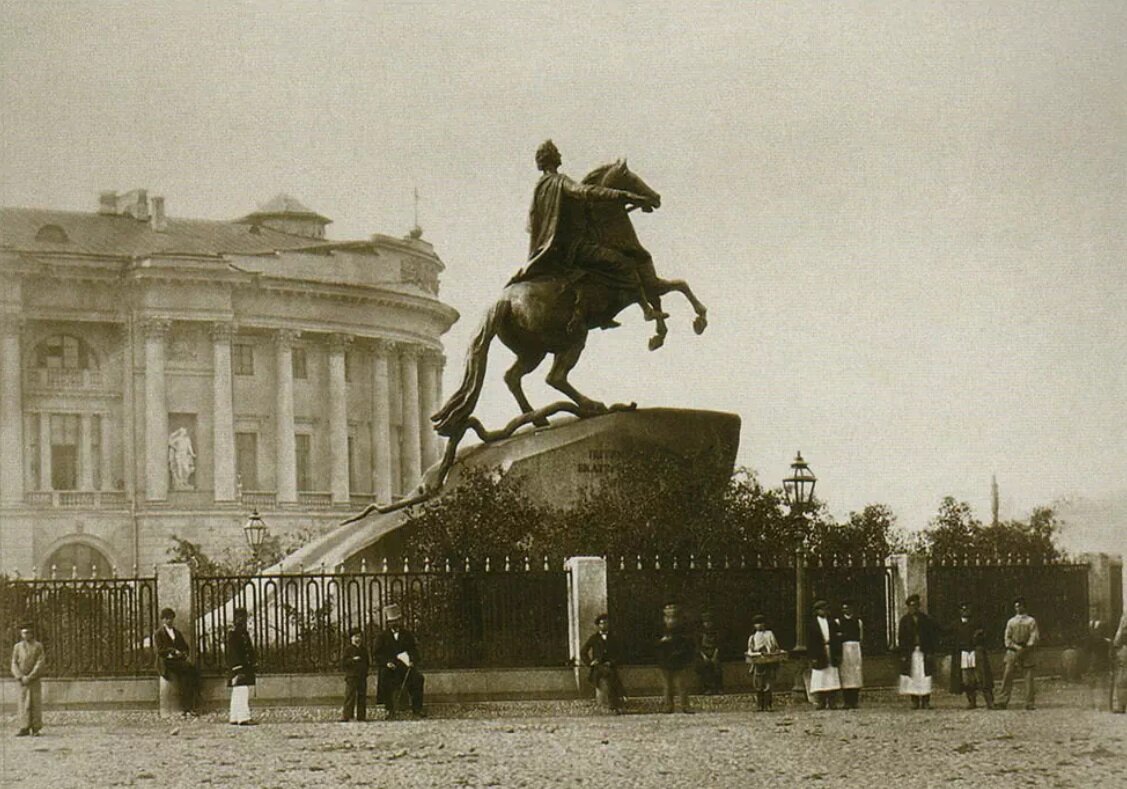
[837,600,864,709]
[807,600,842,710]
[897,594,940,709]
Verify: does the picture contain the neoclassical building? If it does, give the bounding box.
[0,189,457,577]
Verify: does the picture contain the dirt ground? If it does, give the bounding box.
[2,680,1123,788]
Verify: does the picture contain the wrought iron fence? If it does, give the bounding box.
[192,559,569,674]
[0,576,158,676]
[927,559,1090,647]
[606,553,896,664]
[607,555,799,663]
[808,557,896,654]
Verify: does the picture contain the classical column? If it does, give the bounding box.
[38,413,51,491]
[274,329,299,504]
[399,345,422,491]
[210,323,237,502]
[78,413,94,490]
[99,412,113,492]
[328,333,352,505]
[370,340,393,504]
[418,350,440,471]
[0,315,24,505]
[142,317,170,501]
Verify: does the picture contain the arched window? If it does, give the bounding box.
[35,224,70,243]
[34,335,98,370]
[42,542,114,579]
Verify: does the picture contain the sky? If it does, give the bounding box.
[2,1,1124,545]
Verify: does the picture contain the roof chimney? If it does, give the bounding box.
[150,196,167,232]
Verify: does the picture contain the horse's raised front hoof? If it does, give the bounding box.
[648,334,666,351]
[693,314,708,335]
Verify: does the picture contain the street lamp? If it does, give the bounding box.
[783,451,816,697]
[243,510,268,563]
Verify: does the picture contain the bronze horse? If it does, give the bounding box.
[429,161,707,474]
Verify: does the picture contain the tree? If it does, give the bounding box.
[918,497,1063,562]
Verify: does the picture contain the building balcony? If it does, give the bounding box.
[24,367,105,390]
[241,490,277,509]
[24,490,127,509]
[298,491,333,507]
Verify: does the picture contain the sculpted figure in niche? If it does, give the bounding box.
[168,427,196,490]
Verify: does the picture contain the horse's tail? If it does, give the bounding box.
[431,298,508,438]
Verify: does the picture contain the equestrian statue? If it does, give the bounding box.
[345,140,708,521]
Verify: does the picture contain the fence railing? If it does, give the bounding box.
[607,553,896,664]
[927,559,1090,646]
[192,561,569,674]
[0,576,158,677]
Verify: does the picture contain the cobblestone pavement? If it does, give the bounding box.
[2,680,1124,788]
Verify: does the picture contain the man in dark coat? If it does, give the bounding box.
[581,613,625,713]
[656,603,695,714]
[948,602,994,709]
[226,607,256,725]
[374,604,424,719]
[154,607,199,716]
[807,599,843,710]
[897,594,940,709]
[514,139,664,329]
[340,627,370,722]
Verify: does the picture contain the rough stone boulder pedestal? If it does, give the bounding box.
[277,408,740,572]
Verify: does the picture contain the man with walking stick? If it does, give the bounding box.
[375,604,425,720]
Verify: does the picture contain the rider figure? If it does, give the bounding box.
[518,139,667,331]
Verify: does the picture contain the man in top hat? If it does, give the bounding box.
[948,602,994,709]
[655,603,695,714]
[808,600,842,710]
[897,594,940,709]
[154,607,200,716]
[374,604,425,719]
[996,597,1039,710]
[11,622,46,736]
[581,613,625,713]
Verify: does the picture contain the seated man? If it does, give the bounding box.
[154,607,199,716]
[374,604,425,719]
[581,613,625,713]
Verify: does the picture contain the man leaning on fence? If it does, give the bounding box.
[375,604,425,719]
[154,608,200,717]
[11,623,45,737]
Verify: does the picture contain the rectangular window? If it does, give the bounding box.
[50,414,79,490]
[91,415,102,490]
[292,347,307,380]
[235,432,258,490]
[233,343,254,375]
[295,433,311,492]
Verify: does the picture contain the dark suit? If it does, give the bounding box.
[581,631,625,711]
[226,625,256,686]
[341,642,370,721]
[807,615,843,709]
[154,624,199,712]
[948,618,994,708]
[656,628,695,713]
[374,627,424,716]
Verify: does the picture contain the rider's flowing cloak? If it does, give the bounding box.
[511,172,624,285]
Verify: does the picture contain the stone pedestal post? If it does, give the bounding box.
[888,553,930,645]
[142,318,170,501]
[565,556,608,691]
[155,562,194,718]
[0,316,24,506]
[370,340,393,504]
[211,323,237,502]
[328,334,352,505]
[274,330,299,503]
[1080,552,1124,625]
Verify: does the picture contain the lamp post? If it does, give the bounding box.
[243,509,268,567]
[783,451,817,696]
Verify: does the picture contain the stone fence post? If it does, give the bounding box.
[565,556,607,691]
[1079,552,1124,625]
[155,563,194,649]
[887,553,929,646]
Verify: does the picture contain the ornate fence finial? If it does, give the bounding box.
[112,566,119,578]
[655,555,661,571]
[524,556,531,572]
[403,556,410,573]
[504,555,510,572]
[445,557,451,573]
[424,556,432,573]
[485,556,491,573]
[688,554,695,570]
[543,555,550,572]
[636,554,643,570]
[131,563,138,577]
[71,564,78,579]
[465,556,471,572]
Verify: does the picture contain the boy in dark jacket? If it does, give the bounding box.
[341,627,370,722]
